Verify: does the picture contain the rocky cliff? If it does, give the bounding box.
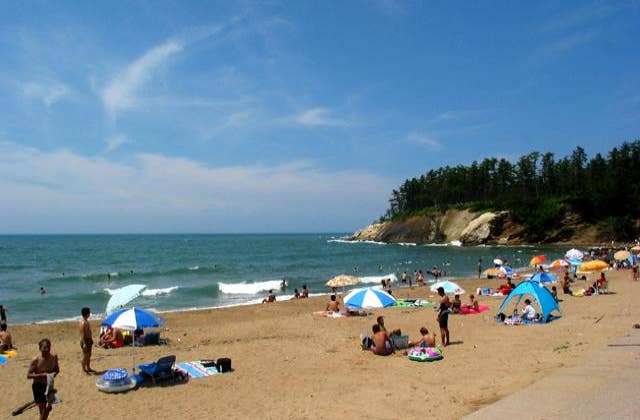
[348,209,603,245]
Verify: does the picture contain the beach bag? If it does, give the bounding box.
[216,358,232,373]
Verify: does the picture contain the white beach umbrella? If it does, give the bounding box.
[565,249,584,260]
[343,287,396,309]
[493,258,503,266]
[106,284,146,315]
[430,280,465,295]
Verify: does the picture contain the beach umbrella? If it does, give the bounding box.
[493,258,503,266]
[548,259,569,268]
[565,249,584,260]
[483,267,502,277]
[529,255,547,267]
[102,307,165,375]
[499,266,514,276]
[430,280,465,295]
[614,250,631,261]
[529,271,557,284]
[567,258,582,266]
[325,274,360,288]
[106,284,147,315]
[631,246,640,253]
[343,287,396,309]
[577,260,609,273]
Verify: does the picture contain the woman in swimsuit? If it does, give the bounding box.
[436,287,450,346]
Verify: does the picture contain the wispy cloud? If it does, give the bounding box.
[104,134,128,152]
[407,132,442,150]
[541,30,596,55]
[0,142,394,233]
[101,39,183,117]
[21,81,71,107]
[538,3,616,34]
[295,107,350,127]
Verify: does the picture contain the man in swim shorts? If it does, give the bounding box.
[326,294,340,313]
[79,307,96,374]
[27,338,59,420]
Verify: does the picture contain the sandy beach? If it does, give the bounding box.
[2,269,638,419]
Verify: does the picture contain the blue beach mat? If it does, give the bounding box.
[175,361,220,378]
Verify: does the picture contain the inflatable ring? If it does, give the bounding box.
[407,347,443,362]
[96,376,136,393]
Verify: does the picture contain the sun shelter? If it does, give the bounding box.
[496,280,561,323]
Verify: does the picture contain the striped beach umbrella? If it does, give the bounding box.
[549,259,569,268]
[565,248,584,260]
[343,287,396,309]
[102,307,164,331]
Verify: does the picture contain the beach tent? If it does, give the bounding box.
[496,280,560,323]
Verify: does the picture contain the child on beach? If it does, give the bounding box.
[409,327,436,348]
[466,294,480,311]
[451,294,462,314]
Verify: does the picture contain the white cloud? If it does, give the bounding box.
[0,142,394,233]
[101,39,183,116]
[407,132,442,150]
[295,107,349,127]
[105,134,128,152]
[21,81,70,107]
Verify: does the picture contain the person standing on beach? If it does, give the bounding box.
[477,259,482,279]
[0,304,7,324]
[436,287,450,347]
[27,338,59,420]
[79,307,96,374]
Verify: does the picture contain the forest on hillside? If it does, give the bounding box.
[383,141,640,241]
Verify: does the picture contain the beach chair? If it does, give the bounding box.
[138,355,176,385]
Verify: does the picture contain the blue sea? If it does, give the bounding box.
[0,234,566,324]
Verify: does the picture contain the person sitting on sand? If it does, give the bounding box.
[451,294,462,314]
[293,289,300,299]
[409,327,436,348]
[326,294,340,313]
[376,316,401,336]
[262,290,276,304]
[300,285,309,299]
[597,272,607,292]
[370,324,392,356]
[522,299,536,320]
[0,322,14,352]
[466,294,480,311]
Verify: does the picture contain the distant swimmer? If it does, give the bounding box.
[40,287,46,295]
[280,279,287,290]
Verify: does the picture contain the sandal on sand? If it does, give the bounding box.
[633,324,640,329]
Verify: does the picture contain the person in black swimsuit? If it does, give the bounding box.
[436,287,450,346]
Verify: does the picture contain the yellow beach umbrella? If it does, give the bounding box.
[631,246,640,253]
[483,268,502,277]
[326,274,360,288]
[614,250,631,261]
[577,260,609,273]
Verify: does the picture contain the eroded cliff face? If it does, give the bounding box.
[349,209,514,245]
[350,208,633,245]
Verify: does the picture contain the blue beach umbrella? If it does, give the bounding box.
[529,272,557,284]
[102,307,164,331]
[343,287,396,309]
[102,307,165,376]
[567,258,582,266]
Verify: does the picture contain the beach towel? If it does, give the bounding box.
[175,361,221,378]
[459,305,489,315]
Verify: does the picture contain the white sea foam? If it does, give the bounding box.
[188,266,199,271]
[110,272,119,277]
[450,240,462,247]
[359,273,398,284]
[218,279,283,295]
[142,286,179,296]
[398,242,417,246]
[327,239,387,245]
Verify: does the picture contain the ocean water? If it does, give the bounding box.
[0,234,566,324]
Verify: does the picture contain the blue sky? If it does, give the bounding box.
[1,1,639,233]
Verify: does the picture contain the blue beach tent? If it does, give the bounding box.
[496,280,561,323]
